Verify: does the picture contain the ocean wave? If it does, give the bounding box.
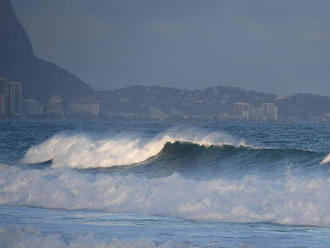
[21,128,249,169]
[157,141,321,163]
[321,153,330,164]
[1,166,330,227]
[21,129,325,173]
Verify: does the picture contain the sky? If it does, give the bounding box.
[11,0,330,96]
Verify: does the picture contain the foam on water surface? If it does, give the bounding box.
[1,165,330,227]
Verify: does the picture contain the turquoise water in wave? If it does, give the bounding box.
[1,121,330,247]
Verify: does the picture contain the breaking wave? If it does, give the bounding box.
[21,128,326,174]
[321,153,330,164]
[22,128,249,169]
[11,127,330,227]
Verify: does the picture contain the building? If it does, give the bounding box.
[233,101,279,122]
[69,100,100,118]
[23,98,42,116]
[0,92,6,116]
[258,103,278,121]
[234,102,251,120]
[0,78,22,117]
[46,95,65,118]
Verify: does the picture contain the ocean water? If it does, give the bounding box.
[1,120,330,247]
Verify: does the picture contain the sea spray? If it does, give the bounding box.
[22,127,249,169]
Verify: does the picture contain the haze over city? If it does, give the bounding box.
[11,0,330,95]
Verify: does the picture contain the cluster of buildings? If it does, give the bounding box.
[234,102,278,121]
[0,78,281,121]
[46,95,100,119]
[0,78,100,119]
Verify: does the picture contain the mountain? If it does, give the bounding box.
[276,94,330,121]
[0,0,93,101]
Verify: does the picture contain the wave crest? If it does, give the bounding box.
[22,128,248,169]
[321,153,330,164]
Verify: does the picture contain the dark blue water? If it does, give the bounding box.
[1,121,330,247]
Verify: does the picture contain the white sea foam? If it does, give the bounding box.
[321,153,330,164]
[0,166,329,227]
[22,127,248,169]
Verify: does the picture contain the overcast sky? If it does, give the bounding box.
[11,0,330,95]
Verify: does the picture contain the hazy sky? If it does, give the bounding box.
[11,0,330,95]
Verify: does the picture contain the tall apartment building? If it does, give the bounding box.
[0,78,22,117]
[0,92,6,115]
[234,102,251,120]
[259,103,278,121]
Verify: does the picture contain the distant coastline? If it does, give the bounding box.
[1,79,330,122]
[1,0,330,123]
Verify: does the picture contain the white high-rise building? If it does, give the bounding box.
[234,102,251,120]
[0,78,22,116]
[258,103,278,121]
